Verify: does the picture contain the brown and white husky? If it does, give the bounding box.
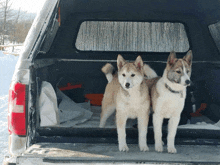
[100,55,157,152]
[148,50,193,154]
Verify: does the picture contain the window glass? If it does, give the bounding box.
[76,21,189,52]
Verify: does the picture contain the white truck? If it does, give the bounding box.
[3,0,220,164]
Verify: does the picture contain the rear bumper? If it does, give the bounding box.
[2,155,16,165]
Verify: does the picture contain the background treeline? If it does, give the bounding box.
[0,0,36,45]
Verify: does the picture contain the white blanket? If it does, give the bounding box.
[39,81,60,126]
[39,81,93,127]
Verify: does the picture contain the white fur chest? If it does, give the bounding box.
[116,86,149,118]
[156,81,186,119]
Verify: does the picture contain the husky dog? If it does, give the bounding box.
[148,50,192,154]
[100,55,157,152]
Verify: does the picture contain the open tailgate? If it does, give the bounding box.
[16,143,220,164]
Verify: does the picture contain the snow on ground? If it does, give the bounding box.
[0,50,19,164]
[4,44,23,55]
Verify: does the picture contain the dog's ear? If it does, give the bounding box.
[183,50,193,66]
[134,55,144,70]
[167,51,177,66]
[117,54,126,70]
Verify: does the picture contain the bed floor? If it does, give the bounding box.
[59,106,136,128]
[58,106,220,130]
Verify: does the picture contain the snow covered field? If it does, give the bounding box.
[0,51,19,164]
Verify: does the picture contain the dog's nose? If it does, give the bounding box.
[125,83,130,88]
[185,80,191,85]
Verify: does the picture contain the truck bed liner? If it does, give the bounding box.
[58,106,134,128]
[19,143,220,164]
[56,106,220,130]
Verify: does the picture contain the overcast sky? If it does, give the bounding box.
[11,0,46,13]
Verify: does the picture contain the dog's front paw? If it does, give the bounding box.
[167,146,177,154]
[155,143,163,152]
[119,144,129,152]
[139,144,149,152]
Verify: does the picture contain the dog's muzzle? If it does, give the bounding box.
[125,83,130,89]
[185,79,192,86]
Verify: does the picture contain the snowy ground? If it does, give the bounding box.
[2,42,23,56]
[0,51,19,164]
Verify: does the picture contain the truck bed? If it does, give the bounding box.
[32,106,220,164]
[59,106,135,128]
[58,106,220,130]
[17,143,220,164]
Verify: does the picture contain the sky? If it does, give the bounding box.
[10,0,46,13]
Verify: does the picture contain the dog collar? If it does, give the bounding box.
[165,83,183,98]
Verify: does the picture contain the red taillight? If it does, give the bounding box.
[8,82,26,136]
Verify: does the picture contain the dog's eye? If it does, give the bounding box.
[176,70,181,74]
[122,74,125,77]
[131,74,135,77]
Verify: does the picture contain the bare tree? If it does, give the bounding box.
[9,8,21,44]
[0,0,14,45]
[0,0,35,47]
[9,18,33,44]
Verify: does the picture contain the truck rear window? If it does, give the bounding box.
[75,21,189,52]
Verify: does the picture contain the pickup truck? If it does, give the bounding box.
[3,0,220,164]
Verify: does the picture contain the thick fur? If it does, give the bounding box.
[100,55,157,152]
[102,63,158,84]
[101,63,115,83]
[148,50,193,154]
[143,64,158,79]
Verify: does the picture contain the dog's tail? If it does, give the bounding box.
[143,64,158,79]
[102,63,114,83]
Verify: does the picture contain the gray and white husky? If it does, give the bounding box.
[147,50,193,153]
